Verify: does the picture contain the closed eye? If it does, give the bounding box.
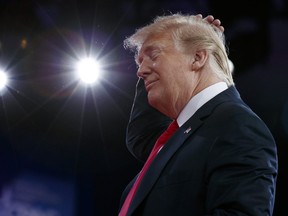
[150,50,160,61]
[136,45,161,66]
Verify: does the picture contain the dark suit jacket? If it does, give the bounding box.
[120,79,278,216]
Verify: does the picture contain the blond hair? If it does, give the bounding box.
[124,13,234,86]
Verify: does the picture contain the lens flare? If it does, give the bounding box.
[76,58,101,84]
[0,70,8,90]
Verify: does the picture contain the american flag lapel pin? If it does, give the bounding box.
[184,127,192,134]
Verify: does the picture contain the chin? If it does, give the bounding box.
[147,93,160,110]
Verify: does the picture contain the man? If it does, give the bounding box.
[119,13,278,216]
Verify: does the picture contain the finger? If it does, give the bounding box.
[218,26,225,32]
[204,15,214,23]
[212,19,221,27]
[205,15,225,32]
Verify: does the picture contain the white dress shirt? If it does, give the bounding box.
[177,82,228,127]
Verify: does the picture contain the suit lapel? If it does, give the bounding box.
[126,86,242,215]
[127,116,204,215]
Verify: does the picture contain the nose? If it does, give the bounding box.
[137,58,151,79]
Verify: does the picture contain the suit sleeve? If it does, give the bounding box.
[126,78,172,162]
[204,111,278,215]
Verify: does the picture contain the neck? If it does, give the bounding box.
[172,73,222,119]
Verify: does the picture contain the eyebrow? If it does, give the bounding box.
[136,44,162,64]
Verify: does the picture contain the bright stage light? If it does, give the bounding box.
[228,59,235,74]
[0,70,8,90]
[76,58,101,84]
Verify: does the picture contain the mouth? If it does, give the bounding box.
[145,80,157,91]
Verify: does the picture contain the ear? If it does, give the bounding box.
[191,49,208,71]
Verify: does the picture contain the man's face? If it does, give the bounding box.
[136,34,193,118]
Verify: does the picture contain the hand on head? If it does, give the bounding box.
[196,14,224,32]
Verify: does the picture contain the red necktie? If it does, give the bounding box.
[119,120,179,216]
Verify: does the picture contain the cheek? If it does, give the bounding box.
[154,60,181,89]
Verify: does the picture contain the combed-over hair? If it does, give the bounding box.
[124,13,234,86]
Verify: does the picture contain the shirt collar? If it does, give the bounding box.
[177,82,228,127]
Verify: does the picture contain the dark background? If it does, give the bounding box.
[0,0,287,215]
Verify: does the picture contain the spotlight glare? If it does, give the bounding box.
[0,70,8,90]
[76,58,101,84]
[228,59,234,73]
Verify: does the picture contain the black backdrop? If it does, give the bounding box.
[0,0,287,215]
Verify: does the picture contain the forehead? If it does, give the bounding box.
[138,33,174,54]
